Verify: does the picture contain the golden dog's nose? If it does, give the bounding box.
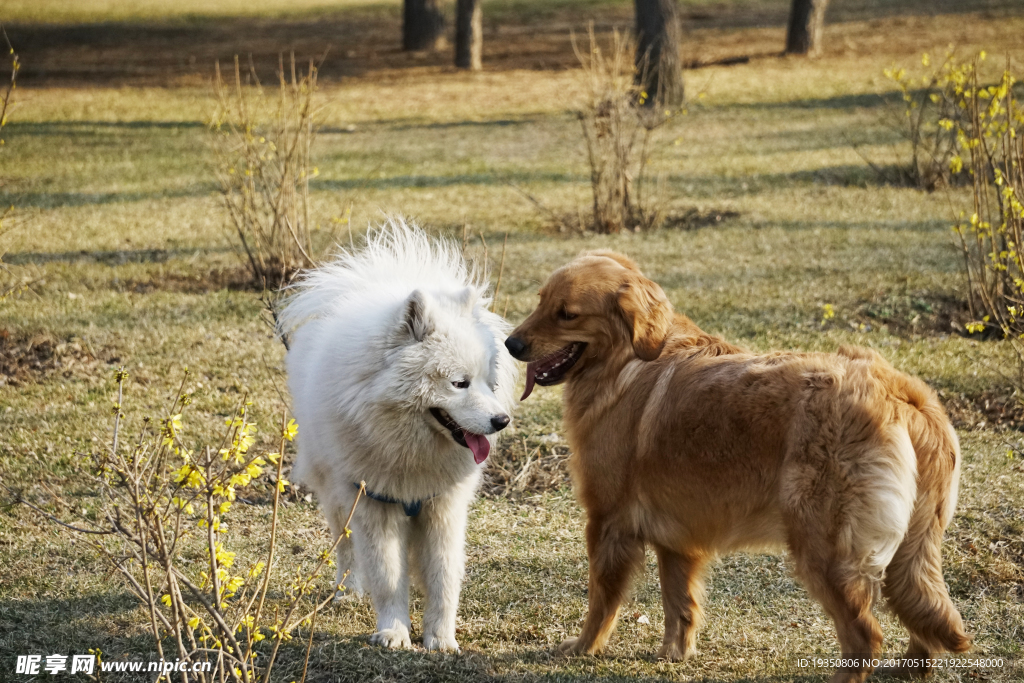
[504,336,527,360]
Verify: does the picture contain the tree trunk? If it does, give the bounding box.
[455,0,482,70]
[785,0,829,56]
[403,0,445,52]
[634,0,684,108]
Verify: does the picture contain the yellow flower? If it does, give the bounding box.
[172,496,195,515]
[283,419,299,441]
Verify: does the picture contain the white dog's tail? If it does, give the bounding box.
[276,218,483,336]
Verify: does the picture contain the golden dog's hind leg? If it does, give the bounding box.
[654,546,707,662]
[794,551,883,683]
[879,513,971,679]
[559,518,644,656]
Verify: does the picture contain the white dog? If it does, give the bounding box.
[279,220,517,652]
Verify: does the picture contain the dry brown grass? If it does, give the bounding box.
[2,2,1024,680]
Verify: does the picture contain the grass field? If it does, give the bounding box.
[2,0,1023,681]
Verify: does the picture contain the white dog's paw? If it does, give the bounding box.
[423,631,460,653]
[370,626,412,649]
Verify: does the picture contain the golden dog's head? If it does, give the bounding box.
[505,251,672,399]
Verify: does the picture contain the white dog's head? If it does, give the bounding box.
[388,286,515,464]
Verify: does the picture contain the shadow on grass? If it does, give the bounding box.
[0,185,216,210]
[748,92,891,111]
[2,246,232,266]
[373,116,550,132]
[0,591,148,651]
[6,120,208,135]
[659,168,938,198]
[312,170,583,193]
[288,633,832,683]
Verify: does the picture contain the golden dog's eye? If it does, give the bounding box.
[452,379,470,389]
[558,307,578,321]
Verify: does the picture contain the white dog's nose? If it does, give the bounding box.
[491,414,510,431]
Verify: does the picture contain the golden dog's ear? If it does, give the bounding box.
[616,276,671,361]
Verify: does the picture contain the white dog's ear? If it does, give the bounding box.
[401,290,435,342]
[449,286,478,312]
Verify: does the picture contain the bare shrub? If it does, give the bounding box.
[10,368,362,682]
[211,55,345,290]
[574,27,671,233]
[878,51,971,190]
[950,55,1024,375]
[0,25,25,302]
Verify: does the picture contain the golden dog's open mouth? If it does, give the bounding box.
[430,408,491,464]
[521,342,587,400]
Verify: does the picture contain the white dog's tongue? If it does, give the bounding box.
[464,432,490,464]
[520,362,538,401]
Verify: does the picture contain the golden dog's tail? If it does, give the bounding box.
[882,382,971,655]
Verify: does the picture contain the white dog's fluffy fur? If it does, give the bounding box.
[279,220,517,652]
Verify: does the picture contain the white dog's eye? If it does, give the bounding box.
[452,379,470,389]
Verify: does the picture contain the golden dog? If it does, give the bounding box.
[505,251,969,683]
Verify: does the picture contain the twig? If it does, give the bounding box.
[490,232,508,312]
[299,590,320,683]
[3,484,115,535]
[260,484,363,683]
[0,24,18,142]
[252,413,288,637]
[477,230,489,272]
[505,179,576,233]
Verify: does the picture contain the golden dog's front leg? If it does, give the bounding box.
[559,517,644,656]
[654,545,708,662]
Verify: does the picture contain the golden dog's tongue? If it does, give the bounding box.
[464,432,490,464]
[520,362,538,401]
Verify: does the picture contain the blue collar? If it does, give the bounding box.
[354,482,435,517]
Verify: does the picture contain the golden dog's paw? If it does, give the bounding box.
[557,637,584,657]
[872,664,919,681]
[827,671,869,683]
[656,642,694,663]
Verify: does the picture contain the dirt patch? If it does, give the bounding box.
[6,1,998,88]
[940,388,1024,432]
[849,291,971,338]
[661,208,742,231]
[0,329,110,386]
[530,207,743,236]
[114,266,260,294]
